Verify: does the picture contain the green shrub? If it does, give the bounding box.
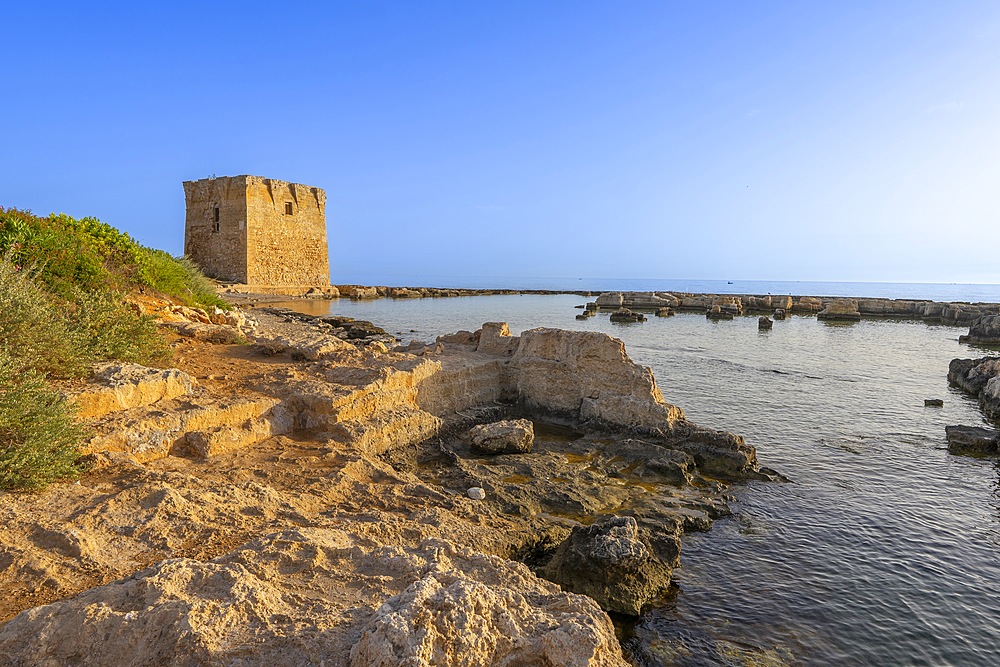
[0,207,226,310]
[67,287,170,366]
[0,254,84,377]
[0,351,85,491]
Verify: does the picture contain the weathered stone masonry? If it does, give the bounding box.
[183,175,330,287]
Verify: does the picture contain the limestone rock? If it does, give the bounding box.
[351,560,628,667]
[773,308,787,320]
[960,314,1000,345]
[469,419,535,454]
[758,316,773,330]
[467,487,486,500]
[790,296,823,314]
[594,292,624,308]
[71,363,194,419]
[164,321,244,344]
[672,424,760,479]
[541,516,671,616]
[476,321,519,356]
[945,425,999,457]
[510,327,685,432]
[817,299,861,322]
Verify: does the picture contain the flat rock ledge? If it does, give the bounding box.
[945,425,999,457]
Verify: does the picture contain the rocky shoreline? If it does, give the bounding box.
[0,298,784,666]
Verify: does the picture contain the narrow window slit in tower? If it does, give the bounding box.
[285,202,293,215]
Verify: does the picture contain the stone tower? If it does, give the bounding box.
[183,175,330,287]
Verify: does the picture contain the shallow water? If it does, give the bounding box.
[276,295,1000,666]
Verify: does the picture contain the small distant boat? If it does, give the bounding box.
[727,281,734,284]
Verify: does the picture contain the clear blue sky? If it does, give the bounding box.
[4,1,999,285]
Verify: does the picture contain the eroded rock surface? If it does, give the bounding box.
[961,314,1000,345]
[948,356,1000,421]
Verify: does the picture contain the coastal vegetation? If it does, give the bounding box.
[0,207,224,490]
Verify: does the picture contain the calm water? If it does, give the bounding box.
[333,276,1000,304]
[278,294,1000,666]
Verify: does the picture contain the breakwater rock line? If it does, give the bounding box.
[587,291,1000,325]
[0,304,777,666]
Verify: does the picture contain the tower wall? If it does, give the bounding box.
[182,175,330,287]
[183,176,250,283]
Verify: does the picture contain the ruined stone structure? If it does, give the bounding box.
[183,175,330,288]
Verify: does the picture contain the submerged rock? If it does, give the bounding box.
[758,316,773,330]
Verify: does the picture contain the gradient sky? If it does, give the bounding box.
[4,1,999,284]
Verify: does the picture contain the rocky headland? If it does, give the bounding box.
[0,299,780,666]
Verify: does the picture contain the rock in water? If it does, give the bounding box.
[960,314,1000,345]
[469,419,535,454]
[541,516,672,616]
[924,399,944,407]
[946,425,999,457]
[758,316,773,330]
[817,299,861,322]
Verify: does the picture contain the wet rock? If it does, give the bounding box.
[925,399,944,407]
[945,425,999,456]
[671,424,760,480]
[758,316,773,330]
[610,308,646,323]
[706,305,733,320]
[470,419,535,454]
[960,314,1000,345]
[541,516,671,616]
[773,308,787,320]
[655,307,673,317]
[948,357,1000,421]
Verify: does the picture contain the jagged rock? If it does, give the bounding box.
[671,424,760,479]
[541,516,671,616]
[960,314,1000,345]
[476,322,519,356]
[510,327,685,432]
[576,309,595,320]
[948,357,1000,420]
[758,316,773,330]
[351,554,628,667]
[470,419,535,454]
[773,308,787,320]
[71,363,194,419]
[251,330,354,360]
[817,299,861,322]
[946,425,999,457]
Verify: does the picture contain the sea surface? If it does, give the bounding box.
[333,276,1000,304]
[276,292,1000,666]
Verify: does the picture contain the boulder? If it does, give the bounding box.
[960,314,1000,345]
[594,292,624,308]
[817,299,861,322]
[469,419,535,454]
[945,425,999,457]
[773,308,787,320]
[924,399,944,407]
[758,316,773,330]
[541,516,671,616]
[790,296,823,314]
[706,305,733,320]
[655,307,673,317]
